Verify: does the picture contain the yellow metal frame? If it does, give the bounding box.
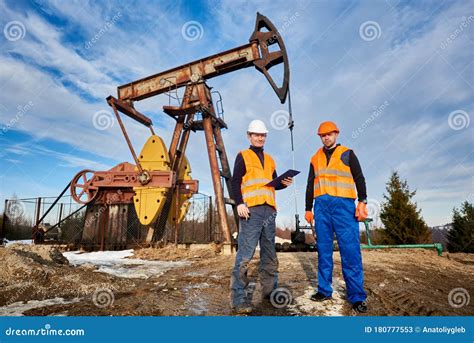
[133,135,170,225]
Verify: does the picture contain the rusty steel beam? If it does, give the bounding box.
[106,96,153,127]
[177,180,199,194]
[168,121,184,163]
[117,13,290,105]
[44,203,87,234]
[35,197,42,227]
[213,125,239,230]
[90,170,175,188]
[109,102,144,174]
[95,189,134,205]
[117,42,260,102]
[198,83,231,243]
[203,114,230,243]
[34,182,71,230]
[174,187,180,245]
[168,84,197,162]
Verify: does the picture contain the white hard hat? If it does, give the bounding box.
[247,120,268,134]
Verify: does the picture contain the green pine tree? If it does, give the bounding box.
[447,201,474,253]
[380,171,431,244]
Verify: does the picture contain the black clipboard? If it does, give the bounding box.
[265,169,300,188]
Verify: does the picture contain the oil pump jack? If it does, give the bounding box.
[64,12,291,248]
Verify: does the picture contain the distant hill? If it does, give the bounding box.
[430,224,452,249]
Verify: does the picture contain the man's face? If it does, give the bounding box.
[248,132,266,147]
[319,131,338,148]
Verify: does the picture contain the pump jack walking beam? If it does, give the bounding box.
[117,13,289,104]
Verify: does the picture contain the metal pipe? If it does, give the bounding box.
[110,103,143,174]
[361,243,443,256]
[35,182,71,229]
[1,199,8,240]
[361,219,443,256]
[44,204,87,234]
[174,187,180,246]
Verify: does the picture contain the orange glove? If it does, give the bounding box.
[305,211,314,225]
[355,202,368,222]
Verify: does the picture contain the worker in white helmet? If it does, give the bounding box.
[230,119,293,314]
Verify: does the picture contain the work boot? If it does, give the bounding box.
[352,301,368,313]
[310,292,332,302]
[232,303,253,315]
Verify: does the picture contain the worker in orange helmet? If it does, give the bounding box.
[305,121,369,313]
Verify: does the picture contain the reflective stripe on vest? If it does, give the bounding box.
[240,149,276,208]
[243,189,275,200]
[314,168,353,179]
[310,145,356,199]
[241,177,272,188]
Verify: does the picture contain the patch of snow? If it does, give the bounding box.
[288,279,346,316]
[185,271,206,277]
[5,239,33,246]
[184,286,209,315]
[0,298,81,316]
[64,249,134,263]
[188,298,208,315]
[184,282,210,290]
[63,249,191,279]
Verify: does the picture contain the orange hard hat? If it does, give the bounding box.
[317,121,340,135]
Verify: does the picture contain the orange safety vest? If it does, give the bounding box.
[240,149,276,208]
[310,145,356,199]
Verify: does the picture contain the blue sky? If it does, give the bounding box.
[0,0,473,227]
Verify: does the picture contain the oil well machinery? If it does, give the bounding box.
[34,13,291,250]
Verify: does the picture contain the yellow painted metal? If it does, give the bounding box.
[133,135,170,225]
[168,156,193,225]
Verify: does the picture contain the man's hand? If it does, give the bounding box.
[305,211,314,225]
[355,202,368,222]
[237,203,250,220]
[281,177,293,187]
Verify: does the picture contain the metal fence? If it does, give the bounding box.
[1,193,220,248]
[1,195,86,242]
[177,193,215,243]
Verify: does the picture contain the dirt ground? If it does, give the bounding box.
[0,243,473,316]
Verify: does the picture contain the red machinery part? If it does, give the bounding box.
[70,169,99,204]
